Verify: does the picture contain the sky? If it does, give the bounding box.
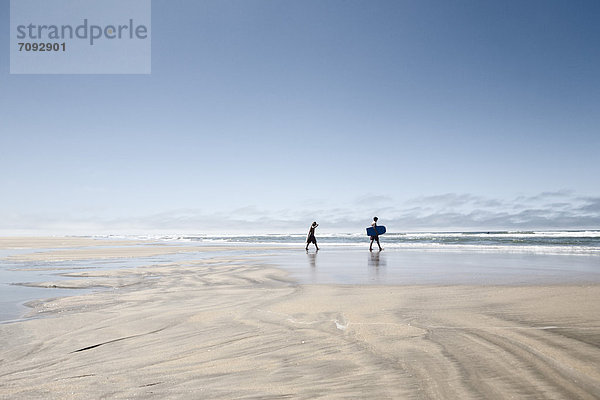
[1,0,599,234]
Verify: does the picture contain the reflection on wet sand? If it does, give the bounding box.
[307,250,317,269]
[278,248,600,286]
[306,251,318,283]
[368,251,387,282]
[368,250,386,268]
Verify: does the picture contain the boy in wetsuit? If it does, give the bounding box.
[370,216,383,251]
[306,221,319,251]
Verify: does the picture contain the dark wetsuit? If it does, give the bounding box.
[307,226,317,244]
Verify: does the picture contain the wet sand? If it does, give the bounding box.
[1,238,599,399]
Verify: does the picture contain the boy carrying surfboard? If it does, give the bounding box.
[369,217,383,251]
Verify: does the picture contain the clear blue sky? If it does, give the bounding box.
[1,0,599,234]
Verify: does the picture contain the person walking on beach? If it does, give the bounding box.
[370,216,383,251]
[306,221,319,251]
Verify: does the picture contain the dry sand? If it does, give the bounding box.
[1,236,283,262]
[0,237,145,250]
[1,239,599,399]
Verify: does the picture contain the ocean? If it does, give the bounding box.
[121,230,600,255]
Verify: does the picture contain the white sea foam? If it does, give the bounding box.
[389,231,600,238]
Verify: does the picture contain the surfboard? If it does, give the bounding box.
[366,226,386,236]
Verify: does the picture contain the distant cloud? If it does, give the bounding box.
[404,193,506,212]
[1,192,599,235]
[578,197,600,213]
[354,194,394,206]
[384,193,600,231]
[514,190,577,206]
[408,193,480,205]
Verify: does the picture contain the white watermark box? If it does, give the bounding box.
[10,0,151,74]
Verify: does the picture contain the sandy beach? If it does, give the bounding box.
[1,238,599,399]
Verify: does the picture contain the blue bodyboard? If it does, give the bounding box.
[366,226,386,236]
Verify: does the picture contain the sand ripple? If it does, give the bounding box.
[1,252,599,399]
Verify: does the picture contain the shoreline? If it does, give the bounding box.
[1,238,599,398]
